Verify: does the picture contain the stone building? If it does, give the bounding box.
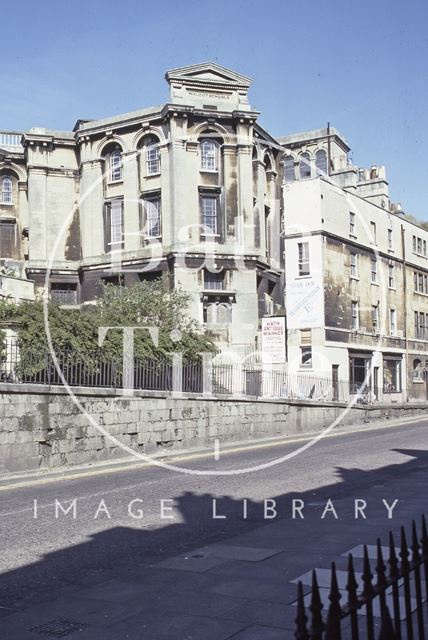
[282,128,428,402]
[0,63,427,400]
[0,63,284,355]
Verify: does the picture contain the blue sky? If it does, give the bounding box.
[3,0,428,218]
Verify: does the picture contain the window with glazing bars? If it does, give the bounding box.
[204,269,224,290]
[200,139,217,171]
[143,198,161,238]
[103,200,124,252]
[201,196,218,235]
[51,283,77,305]
[350,252,358,278]
[351,301,359,329]
[110,151,122,182]
[1,177,12,204]
[297,242,310,276]
[146,142,160,175]
[370,256,377,282]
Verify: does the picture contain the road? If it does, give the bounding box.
[0,417,428,638]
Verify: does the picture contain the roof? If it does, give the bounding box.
[165,62,252,88]
[278,126,350,151]
[75,104,164,133]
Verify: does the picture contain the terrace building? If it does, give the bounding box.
[281,128,428,402]
[0,63,427,400]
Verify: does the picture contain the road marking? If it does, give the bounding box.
[214,439,220,461]
[0,415,426,492]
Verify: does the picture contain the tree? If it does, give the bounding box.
[0,278,216,374]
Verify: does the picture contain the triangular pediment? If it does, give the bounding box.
[165,62,252,88]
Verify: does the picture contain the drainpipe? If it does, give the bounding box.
[401,224,409,401]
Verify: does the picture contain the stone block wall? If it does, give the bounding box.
[0,385,426,473]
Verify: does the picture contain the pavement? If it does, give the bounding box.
[0,418,428,638]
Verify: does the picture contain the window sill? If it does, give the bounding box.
[350,276,359,281]
[146,172,161,178]
[0,202,13,206]
[200,169,219,174]
[388,248,395,254]
[371,281,379,286]
[201,234,220,239]
[388,286,397,291]
[414,291,428,296]
[296,274,311,279]
[107,179,123,186]
[413,252,427,259]
[349,234,357,240]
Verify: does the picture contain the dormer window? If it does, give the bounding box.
[1,176,12,204]
[110,150,122,182]
[200,139,217,171]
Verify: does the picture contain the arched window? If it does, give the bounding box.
[1,176,12,204]
[282,156,295,183]
[146,138,160,175]
[200,139,217,171]
[110,150,122,182]
[315,149,328,176]
[299,153,311,180]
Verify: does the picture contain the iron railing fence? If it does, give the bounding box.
[0,341,350,401]
[295,516,428,640]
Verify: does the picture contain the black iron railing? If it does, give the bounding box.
[295,516,428,639]
[0,340,349,400]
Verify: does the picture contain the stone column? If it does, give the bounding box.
[80,159,104,259]
[237,143,254,251]
[27,166,48,263]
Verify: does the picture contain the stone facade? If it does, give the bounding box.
[282,128,428,401]
[0,63,427,397]
[0,63,285,354]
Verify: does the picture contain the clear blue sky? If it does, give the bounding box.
[3,0,428,218]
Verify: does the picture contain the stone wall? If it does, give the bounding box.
[0,384,427,473]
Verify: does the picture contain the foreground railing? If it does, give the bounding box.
[0,343,349,400]
[295,516,428,639]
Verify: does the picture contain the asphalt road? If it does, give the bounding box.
[0,418,428,610]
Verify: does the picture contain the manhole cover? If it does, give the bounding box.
[30,619,89,638]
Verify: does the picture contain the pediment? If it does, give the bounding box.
[166,62,252,88]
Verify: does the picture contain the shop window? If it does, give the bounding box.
[349,355,371,394]
[383,357,401,393]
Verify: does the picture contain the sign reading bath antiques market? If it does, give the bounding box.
[261,317,286,364]
[287,278,323,329]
